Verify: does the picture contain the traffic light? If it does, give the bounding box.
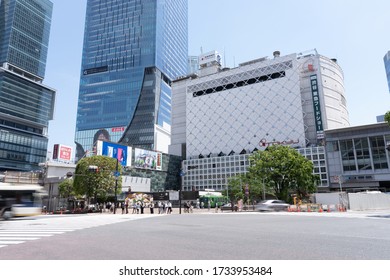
[88,165,99,173]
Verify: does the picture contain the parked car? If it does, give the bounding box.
[255,200,289,212]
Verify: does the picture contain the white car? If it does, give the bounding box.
[255,200,289,212]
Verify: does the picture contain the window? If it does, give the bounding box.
[354,138,372,171]
[370,136,388,170]
[340,140,356,171]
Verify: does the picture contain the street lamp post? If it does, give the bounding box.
[113,159,119,214]
[262,177,266,200]
[338,175,343,192]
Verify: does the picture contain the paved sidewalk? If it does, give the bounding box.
[49,207,390,219]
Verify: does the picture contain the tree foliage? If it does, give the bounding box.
[73,155,122,202]
[385,111,390,126]
[224,175,245,203]
[248,145,317,202]
[58,178,75,199]
[223,173,265,205]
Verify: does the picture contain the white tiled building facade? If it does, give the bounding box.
[170,50,349,191]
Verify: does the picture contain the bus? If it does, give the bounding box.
[198,191,228,208]
[0,183,45,220]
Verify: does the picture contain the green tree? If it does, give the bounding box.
[385,111,390,126]
[58,178,75,198]
[248,145,317,202]
[244,173,267,203]
[58,178,79,210]
[223,173,265,208]
[73,155,122,203]
[224,174,246,203]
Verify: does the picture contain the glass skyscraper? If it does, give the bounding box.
[384,51,390,93]
[0,0,55,171]
[75,0,188,160]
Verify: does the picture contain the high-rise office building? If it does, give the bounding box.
[74,0,188,160]
[0,0,55,171]
[384,51,390,93]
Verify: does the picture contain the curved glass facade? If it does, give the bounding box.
[75,0,188,159]
[384,51,390,93]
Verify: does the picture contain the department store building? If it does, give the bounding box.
[169,49,349,192]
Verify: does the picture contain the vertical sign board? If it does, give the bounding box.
[96,140,132,167]
[310,75,324,139]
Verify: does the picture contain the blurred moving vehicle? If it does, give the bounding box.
[220,203,238,211]
[255,200,289,212]
[0,183,45,220]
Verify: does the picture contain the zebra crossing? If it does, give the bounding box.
[0,213,156,249]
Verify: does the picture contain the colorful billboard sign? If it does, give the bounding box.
[96,140,132,167]
[134,148,162,170]
[53,144,72,162]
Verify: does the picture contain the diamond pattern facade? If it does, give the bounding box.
[186,54,306,158]
[170,50,349,191]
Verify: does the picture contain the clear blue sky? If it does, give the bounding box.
[45,0,390,154]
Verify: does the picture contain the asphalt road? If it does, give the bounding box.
[1,211,390,260]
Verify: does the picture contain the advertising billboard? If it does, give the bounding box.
[199,50,221,66]
[96,140,132,167]
[52,144,72,162]
[134,148,162,170]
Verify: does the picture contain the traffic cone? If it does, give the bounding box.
[308,205,311,212]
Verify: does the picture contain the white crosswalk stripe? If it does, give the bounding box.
[0,213,157,249]
[0,241,25,245]
[0,225,75,248]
